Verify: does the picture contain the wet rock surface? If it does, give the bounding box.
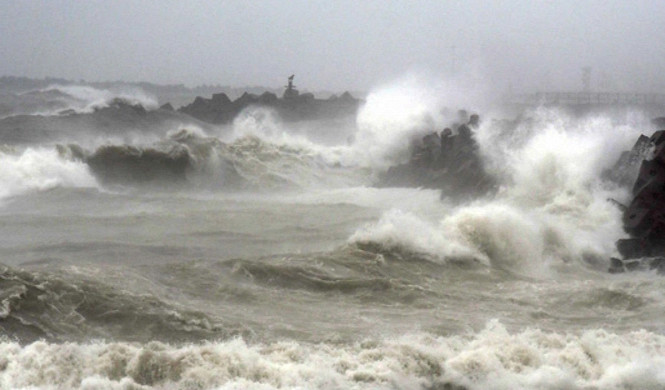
[609,121,665,274]
[378,115,496,201]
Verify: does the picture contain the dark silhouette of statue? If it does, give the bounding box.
[283,75,300,99]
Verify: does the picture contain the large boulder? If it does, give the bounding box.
[159,102,174,111]
[378,122,495,200]
[609,125,665,274]
[602,134,652,187]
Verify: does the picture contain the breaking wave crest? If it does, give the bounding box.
[349,108,649,274]
[0,146,97,201]
[66,128,369,191]
[37,85,158,116]
[1,321,663,390]
[0,85,158,119]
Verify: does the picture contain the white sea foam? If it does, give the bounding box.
[345,76,444,169]
[0,147,97,201]
[225,75,486,172]
[229,108,324,153]
[215,86,650,272]
[349,108,648,273]
[1,321,663,390]
[341,73,492,169]
[43,84,159,114]
[219,109,371,189]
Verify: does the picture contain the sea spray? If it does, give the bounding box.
[230,107,323,152]
[350,108,647,273]
[1,321,664,389]
[41,85,159,114]
[3,74,665,390]
[343,72,493,170]
[220,76,488,177]
[350,77,441,168]
[0,147,97,200]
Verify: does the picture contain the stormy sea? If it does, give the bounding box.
[1,82,664,390]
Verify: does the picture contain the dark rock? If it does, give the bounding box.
[650,129,665,145]
[609,256,665,274]
[603,134,651,187]
[235,92,259,106]
[159,103,174,111]
[103,98,147,115]
[616,237,650,259]
[651,117,665,128]
[211,93,231,105]
[177,76,361,124]
[339,91,355,101]
[298,92,315,101]
[609,119,665,274]
[258,92,278,104]
[623,206,656,237]
[377,114,495,201]
[179,96,222,123]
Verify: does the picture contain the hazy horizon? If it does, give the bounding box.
[2,1,665,94]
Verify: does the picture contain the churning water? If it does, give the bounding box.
[1,84,664,389]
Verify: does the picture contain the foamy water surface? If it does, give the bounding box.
[1,83,664,389]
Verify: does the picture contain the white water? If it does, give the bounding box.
[1,77,664,390]
[1,321,664,390]
[40,84,159,114]
[0,147,97,201]
[349,105,649,275]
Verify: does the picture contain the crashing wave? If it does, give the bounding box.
[349,108,649,274]
[0,146,97,201]
[60,129,369,190]
[0,85,158,119]
[36,85,158,115]
[0,320,663,389]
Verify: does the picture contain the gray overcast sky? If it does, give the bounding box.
[1,0,664,92]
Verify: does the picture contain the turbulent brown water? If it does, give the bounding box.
[1,84,664,389]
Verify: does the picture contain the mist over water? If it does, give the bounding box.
[0,85,159,119]
[1,78,665,390]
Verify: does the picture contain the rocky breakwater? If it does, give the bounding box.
[178,77,361,124]
[0,98,215,145]
[378,113,496,200]
[609,117,665,274]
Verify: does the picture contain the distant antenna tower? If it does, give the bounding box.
[582,67,592,92]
